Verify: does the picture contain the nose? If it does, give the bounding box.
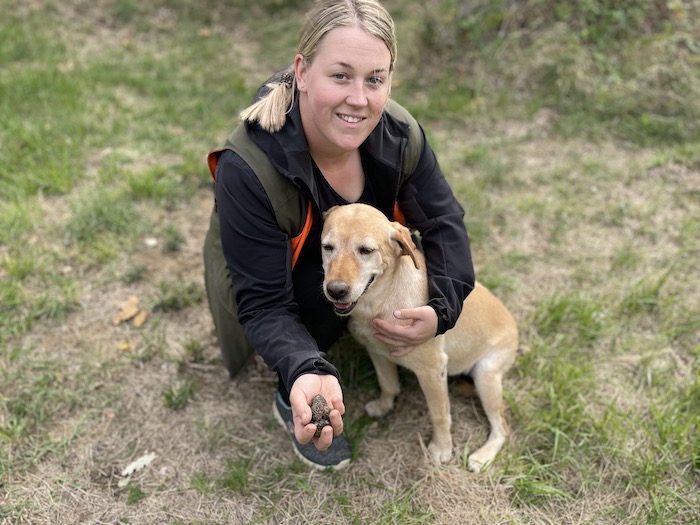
[326,280,350,301]
[346,80,368,107]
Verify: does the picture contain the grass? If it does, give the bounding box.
[162,379,195,410]
[125,485,147,505]
[152,279,205,312]
[1,0,699,524]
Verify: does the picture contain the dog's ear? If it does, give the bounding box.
[390,222,421,270]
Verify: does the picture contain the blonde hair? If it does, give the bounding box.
[239,0,397,133]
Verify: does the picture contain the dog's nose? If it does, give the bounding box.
[326,281,350,301]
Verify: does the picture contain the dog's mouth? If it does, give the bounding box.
[328,275,376,316]
[332,301,357,316]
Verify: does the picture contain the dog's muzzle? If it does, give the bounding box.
[327,275,376,316]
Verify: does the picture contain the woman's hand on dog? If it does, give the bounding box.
[371,305,438,357]
[289,373,345,450]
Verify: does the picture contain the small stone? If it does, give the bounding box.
[310,394,331,438]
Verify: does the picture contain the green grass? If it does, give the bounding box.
[220,456,254,494]
[190,471,214,494]
[1,1,698,523]
[162,379,195,410]
[410,0,700,147]
[125,485,147,505]
[153,279,205,312]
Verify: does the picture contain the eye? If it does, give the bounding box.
[367,76,383,86]
[322,243,334,252]
[358,246,375,255]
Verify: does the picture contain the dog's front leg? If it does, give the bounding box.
[364,351,400,417]
[414,351,453,464]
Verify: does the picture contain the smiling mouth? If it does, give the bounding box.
[338,114,364,124]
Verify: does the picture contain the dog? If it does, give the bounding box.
[321,203,519,472]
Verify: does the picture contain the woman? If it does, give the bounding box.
[203,0,474,470]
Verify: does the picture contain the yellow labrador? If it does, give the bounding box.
[321,203,519,472]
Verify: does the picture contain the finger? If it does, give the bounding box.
[371,317,408,332]
[392,309,408,320]
[329,398,346,417]
[329,408,344,436]
[296,422,318,445]
[372,318,410,336]
[289,390,312,425]
[314,424,334,450]
[393,308,423,321]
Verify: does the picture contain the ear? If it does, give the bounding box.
[294,54,308,92]
[390,222,420,270]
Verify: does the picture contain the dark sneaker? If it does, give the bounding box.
[273,392,352,471]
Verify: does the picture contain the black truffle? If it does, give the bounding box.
[310,394,331,437]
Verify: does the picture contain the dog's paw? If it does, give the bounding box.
[467,438,504,473]
[428,441,453,465]
[364,398,392,418]
[467,450,494,473]
[467,457,486,473]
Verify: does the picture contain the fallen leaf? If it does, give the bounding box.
[132,309,148,328]
[117,341,130,352]
[118,451,156,488]
[121,452,156,477]
[112,296,141,325]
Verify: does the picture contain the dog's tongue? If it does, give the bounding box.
[332,301,356,315]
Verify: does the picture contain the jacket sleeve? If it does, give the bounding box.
[214,150,340,393]
[396,128,475,335]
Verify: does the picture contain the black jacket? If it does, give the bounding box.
[214,96,474,395]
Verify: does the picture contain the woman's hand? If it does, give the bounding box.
[370,305,438,357]
[289,373,345,450]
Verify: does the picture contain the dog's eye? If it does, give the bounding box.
[322,243,334,252]
[358,246,374,255]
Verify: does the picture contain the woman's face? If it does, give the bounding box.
[295,26,392,158]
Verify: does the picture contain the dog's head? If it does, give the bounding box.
[321,203,420,316]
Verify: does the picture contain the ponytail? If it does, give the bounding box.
[239,67,295,133]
